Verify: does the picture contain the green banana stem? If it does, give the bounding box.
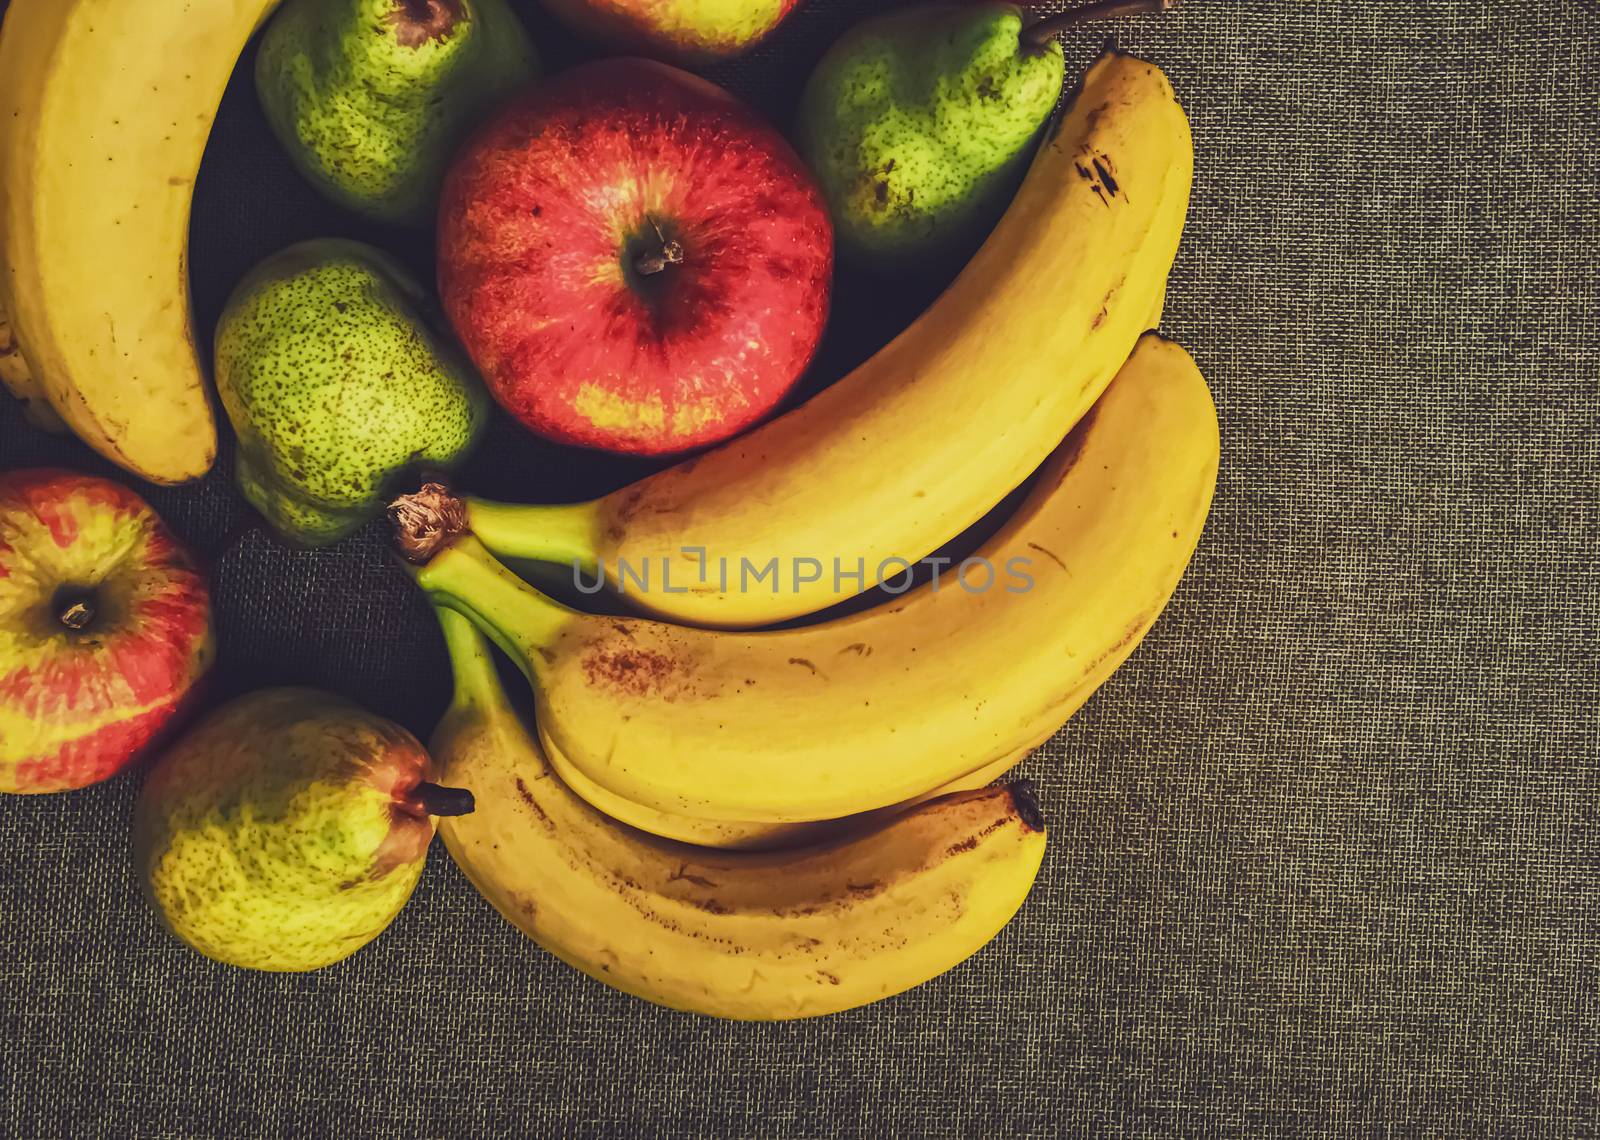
[417,536,574,675]
[434,604,501,714]
[466,497,603,576]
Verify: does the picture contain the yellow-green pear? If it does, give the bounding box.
[134,688,474,972]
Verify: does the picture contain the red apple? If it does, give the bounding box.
[541,0,803,65]
[0,469,214,794]
[437,59,833,455]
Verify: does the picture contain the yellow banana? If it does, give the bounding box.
[0,0,281,481]
[544,731,1036,851]
[0,298,62,432]
[402,334,1220,823]
[428,51,1193,629]
[431,608,1047,1020]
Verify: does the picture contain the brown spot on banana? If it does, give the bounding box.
[1027,543,1068,573]
[684,897,733,916]
[1092,157,1121,198]
[669,865,719,889]
[582,646,688,698]
[513,776,551,826]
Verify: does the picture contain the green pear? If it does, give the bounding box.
[215,239,489,547]
[134,688,475,973]
[257,0,540,226]
[795,3,1067,274]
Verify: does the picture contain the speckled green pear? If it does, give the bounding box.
[257,0,540,226]
[134,688,475,973]
[215,240,489,547]
[796,3,1066,274]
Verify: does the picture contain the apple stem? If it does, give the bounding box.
[1023,0,1180,48]
[636,239,685,277]
[416,782,476,817]
[59,599,95,631]
[390,483,469,565]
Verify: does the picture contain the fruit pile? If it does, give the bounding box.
[0,0,1210,1020]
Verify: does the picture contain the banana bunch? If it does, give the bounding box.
[417,335,1215,1015]
[430,607,1048,1021]
[408,332,1219,824]
[0,0,283,482]
[403,52,1213,1016]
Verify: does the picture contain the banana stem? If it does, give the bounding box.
[390,483,469,565]
[416,537,574,668]
[1024,0,1180,48]
[1007,780,1047,833]
[435,605,501,713]
[465,498,603,577]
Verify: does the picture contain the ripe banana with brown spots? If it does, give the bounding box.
[0,0,288,480]
[398,334,1220,824]
[430,607,1047,1020]
[542,729,1038,850]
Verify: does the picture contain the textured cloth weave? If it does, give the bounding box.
[1,0,1597,1135]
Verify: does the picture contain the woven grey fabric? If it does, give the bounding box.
[2,0,1598,1135]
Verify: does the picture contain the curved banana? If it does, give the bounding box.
[431,51,1193,628]
[403,334,1220,822]
[431,609,1047,1020]
[544,731,1036,850]
[0,0,279,481]
[0,299,62,432]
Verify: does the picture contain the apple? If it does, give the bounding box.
[540,0,802,65]
[437,58,833,455]
[0,469,214,794]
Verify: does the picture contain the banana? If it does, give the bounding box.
[401,334,1220,823]
[0,0,279,481]
[426,51,1193,629]
[431,608,1047,1020]
[544,730,1037,850]
[0,298,62,432]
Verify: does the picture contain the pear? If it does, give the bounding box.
[257,0,540,226]
[134,688,475,973]
[795,3,1068,275]
[215,239,489,547]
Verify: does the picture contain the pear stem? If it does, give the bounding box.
[415,782,476,817]
[1024,0,1180,48]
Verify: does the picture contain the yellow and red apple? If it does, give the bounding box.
[0,469,214,794]
[541,0,803,65]
[437,58,833,456]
